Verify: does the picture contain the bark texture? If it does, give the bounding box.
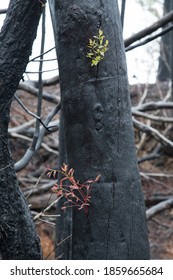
[157,0,172,81]
[0,0,42,259]
[50,0,150,259]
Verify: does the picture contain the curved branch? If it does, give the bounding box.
[14,103,60,172]
[146,198,173,220]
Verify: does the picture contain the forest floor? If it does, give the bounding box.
[9,80,173,259]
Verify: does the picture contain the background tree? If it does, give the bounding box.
[157,0,172,81]
[49,0,150,259]
[0,0,42,259]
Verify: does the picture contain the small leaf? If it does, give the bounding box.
[99,29,103,36]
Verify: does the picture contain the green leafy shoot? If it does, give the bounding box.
[86,29,109,66]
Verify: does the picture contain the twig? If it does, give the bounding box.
[45,234,72,260]
[33,197,62,221]
[29,47,55,63]
[14,95,50,130]
[25,172,46,199]
[25,68,58,74]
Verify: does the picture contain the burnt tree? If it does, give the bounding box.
[0,0,42,259]
[49,0,150,259]
[157,0,172,81]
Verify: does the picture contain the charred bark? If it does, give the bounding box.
[0,0,42,259]
[157,0,172,81]
[49,0,150,259]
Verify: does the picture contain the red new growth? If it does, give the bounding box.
[47,163,100,214]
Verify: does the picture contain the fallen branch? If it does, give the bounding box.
[132,109,173,123]
[146,198,173,220]
[133,101,173,112]
[133,117,173,149]
[18,81,60,104]
[33,197,62,221]
[11,132,59,155]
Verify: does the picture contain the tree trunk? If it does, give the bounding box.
[0,0,42,259]
[157,0,172,81]
[49,0,150,259]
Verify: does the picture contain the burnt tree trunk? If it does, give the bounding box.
[157,0,172,81]
[49,0,150,259]
[0,0,42,259]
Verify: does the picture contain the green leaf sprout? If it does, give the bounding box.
[86,29,109,66]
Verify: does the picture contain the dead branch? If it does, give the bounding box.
[18,81,60,104]
[124,10,173,47]
[34,75,59,87]
[141,172,173,178]
[0,9,7,14]
[24,180,57,196]
[14,103,60,172]
[126,24,173,52]
[133,117,173,149]
[9,119,35,133]
[132,110,173,123]
[33,197,62,220]
[133,101,173,112]
[11,132,59,155]
[146,198,173,220]
[138,152,160,164]
[14,94,51,130]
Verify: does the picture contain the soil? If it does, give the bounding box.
[9,80,173,259]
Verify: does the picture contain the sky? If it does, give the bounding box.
[0,0,163,84]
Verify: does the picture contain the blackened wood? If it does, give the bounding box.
[50,0,150,259]
[0,0,42,259]
[157,0,172,81]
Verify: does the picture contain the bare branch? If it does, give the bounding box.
[133,117,173,148]
[25,68,58,74]
[18,81,60,104]
[29,47,55,63]
[35,75,59,86]
[133,101,173,112]
[0,9,7,14]
[126,24,173,52]
[10,132,58,155]
[33,197,62,221]
[9,119,35,133]
[146,198,173,220]
[132,109,173,123]
[125,10,173,47]
[140,172,173,178]
[14,94,51,130]
[14,103,60,172]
